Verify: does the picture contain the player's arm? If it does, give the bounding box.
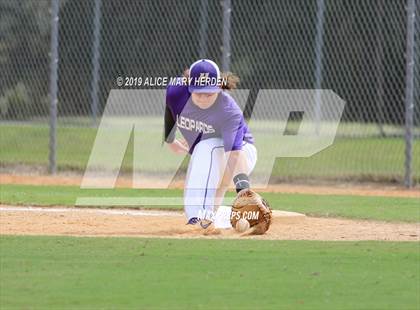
[163,106,188,154]
[215,149,249,206]
[163,105,176,143]
[215,113,250,206]
[222,149,249,186]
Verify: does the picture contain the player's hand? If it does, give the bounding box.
[168,139,189,154]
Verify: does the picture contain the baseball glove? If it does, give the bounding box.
[231,189,272,235]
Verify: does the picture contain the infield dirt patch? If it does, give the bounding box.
[1,205,418,241]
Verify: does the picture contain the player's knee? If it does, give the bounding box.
[194,138,223,155]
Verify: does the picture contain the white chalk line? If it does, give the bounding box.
[0,206,183,217]
[0,205,305,218]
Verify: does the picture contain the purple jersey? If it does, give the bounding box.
[166,84,254,154]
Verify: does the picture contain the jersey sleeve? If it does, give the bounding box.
[166,80,187,103]
[221,111,245,152]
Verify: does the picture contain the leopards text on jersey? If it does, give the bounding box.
[164,84,254,154]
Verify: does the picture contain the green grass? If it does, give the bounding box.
[1,184,419,222]
[0,125,97,170]
[1,123,419,181]
[271,138,420,180]
[1,236,419,309]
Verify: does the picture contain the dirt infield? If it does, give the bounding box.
[1,173,419,198]
[1,205,418,241]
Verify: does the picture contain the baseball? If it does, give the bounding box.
[235,218,250,233]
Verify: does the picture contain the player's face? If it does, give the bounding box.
[191,92,219,109]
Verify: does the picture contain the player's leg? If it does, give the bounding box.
[184,138,226,223]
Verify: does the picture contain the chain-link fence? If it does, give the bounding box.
[1,0,419,185]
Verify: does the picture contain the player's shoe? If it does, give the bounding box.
[186,217,200,225]
[199,219,213,229]
[186,217,212,229]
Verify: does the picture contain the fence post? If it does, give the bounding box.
[199,0,209,58]
[222,0,232,71]
[404,0,416,188]
[314,0,326,134]
[90,0,103,124]
[375,0,386,137]
[48,0,60,174]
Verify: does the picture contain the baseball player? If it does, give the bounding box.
[163,59,259,229]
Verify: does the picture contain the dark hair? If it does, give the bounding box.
[183,69,240,90]
[220,72,240,90]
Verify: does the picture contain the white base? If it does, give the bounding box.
[213,205,233,229]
